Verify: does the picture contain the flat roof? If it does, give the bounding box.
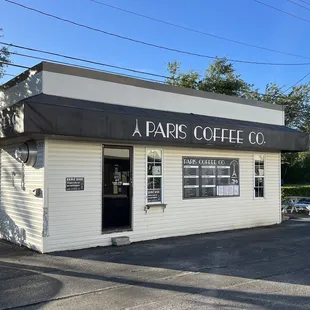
[2,61,283,112]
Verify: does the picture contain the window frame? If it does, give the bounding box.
[146,148,164,204]
[254,154,265,199]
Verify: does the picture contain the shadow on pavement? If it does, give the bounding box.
[0,260,309,310]
[51,220,310,283]
[0,262,62,310]
[1,220,310,309]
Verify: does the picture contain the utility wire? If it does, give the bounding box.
[8,51,166,83]
[254,0,310,23]
[1,73,15,77]
[1,60,305,103]
[5,0,310,66]
[282,72,310,93]
[0,61,29,69]
[9,49,310,97]
[7,43,298,91]
[299,0,310,6]
[4,41,310,93]
[0,61,167,85]
[19,50,307,94]
[285,0,310,10]
[0,41,169,79]
[90,0,310,60]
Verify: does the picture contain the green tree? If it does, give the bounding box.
[166,58,310,184]
[166,58,310,129]
[0,28,10,79]
[254,84,310,183]
[166,58,254,97]
[246,83,310,129]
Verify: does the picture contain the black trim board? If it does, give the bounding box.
[0,94,308,152]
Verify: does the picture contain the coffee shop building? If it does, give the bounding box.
[0,62,308,253]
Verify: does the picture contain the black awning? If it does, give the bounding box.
[1,94,308,152]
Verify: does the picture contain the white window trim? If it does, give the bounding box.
[145,148,164,205]
[254,154,265,200]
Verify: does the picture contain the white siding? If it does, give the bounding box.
[42,71,284,125]
[133,147,281,241]
[44,138,102,252]
[0,141,44,252]
[44,139,281,253]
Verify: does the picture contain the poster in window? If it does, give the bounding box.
[183,165,199,177]
[147,177,162,203]
[184,186,199,198]
[201,177,216,186]
[201,186,216,197]
[152,166,161,175]
[183,157,240,199]
[147,189,161,203]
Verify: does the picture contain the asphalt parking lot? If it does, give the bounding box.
[1,217,310,310]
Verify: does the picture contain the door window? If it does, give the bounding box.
[102,147,132,230]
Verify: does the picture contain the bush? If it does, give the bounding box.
[282,185,310,201]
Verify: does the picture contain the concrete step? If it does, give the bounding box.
[111,236,131,246]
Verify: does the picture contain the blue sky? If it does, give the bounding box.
[1,0,310,92]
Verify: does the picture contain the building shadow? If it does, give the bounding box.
[50,219,310,287]
[1,219,310,308]
[0,262,62,310]
[0,260,309,310]
[0,139,44,251]
[0,206,26,245]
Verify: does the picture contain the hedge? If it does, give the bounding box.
[282,185,310,201]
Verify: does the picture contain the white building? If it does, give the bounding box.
[0,62,308,253]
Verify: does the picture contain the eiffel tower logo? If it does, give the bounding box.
[230,160,238,178]
[132,119,142,137]
[232,163,237,178]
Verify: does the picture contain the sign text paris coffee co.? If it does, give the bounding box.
[132,119,266,147]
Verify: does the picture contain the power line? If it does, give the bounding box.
[90,0,310,60]
[5,0,310,66]
[0,61,168,86]
[254,0,310,23]
[285,0,310,10]
[1,73,15,77]
[0,48,287,94]
[299,0,310,6]
[0,41,169,79]
[8,51,166,83]
[2,44,309,100]
[282,71,310,93]
[4,41,310,93]
[7,42,301,91]
[18,50,305,95]
[0,61,29,69]
[1,59,305,104]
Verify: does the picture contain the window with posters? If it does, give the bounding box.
[183,157,240,199]
[147,149,163,203]
[254,155,265,198]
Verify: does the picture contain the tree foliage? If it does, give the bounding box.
[0,28,10,79]
[167,58,253,97]
[166,58,310,130]
[166,58,310,184]
[247,83,310,129]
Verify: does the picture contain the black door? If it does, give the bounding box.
[102,146,132,231]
